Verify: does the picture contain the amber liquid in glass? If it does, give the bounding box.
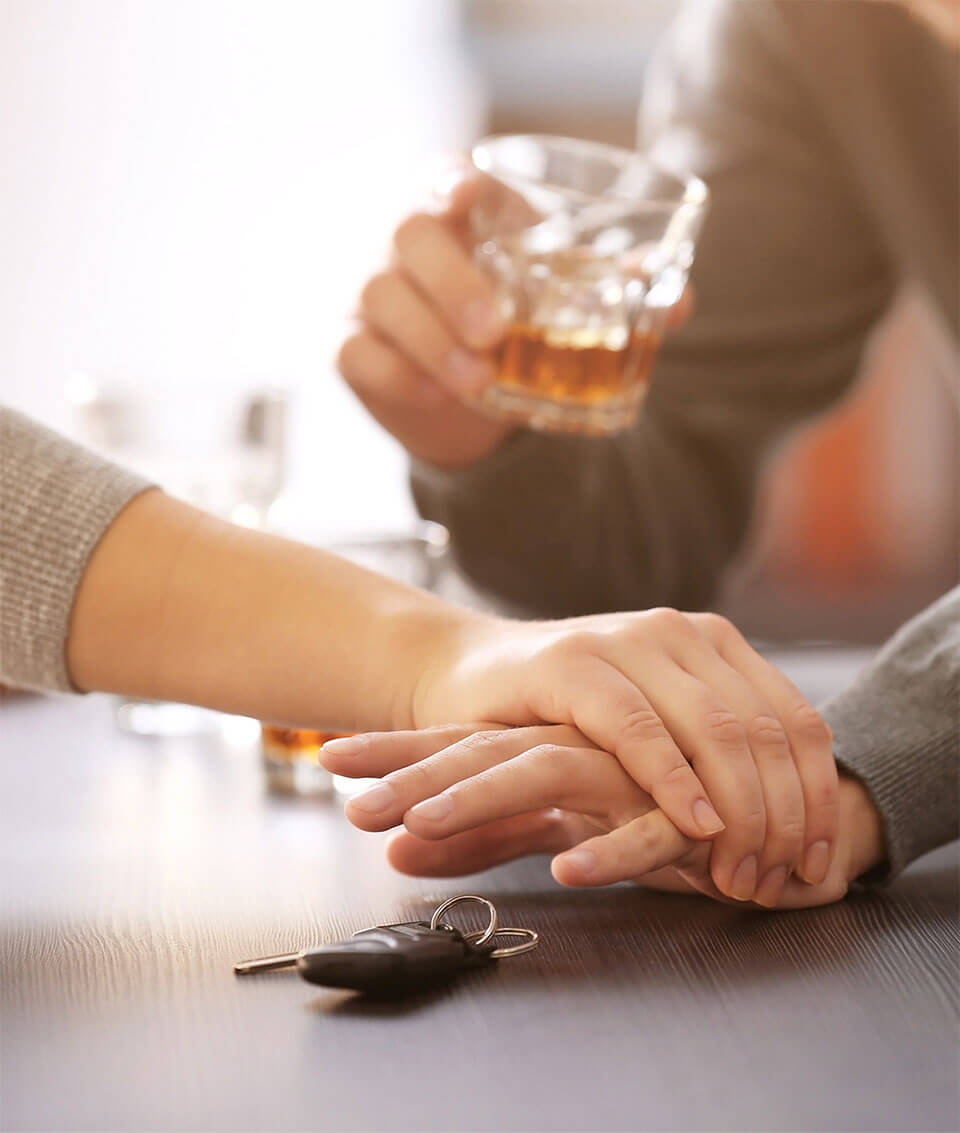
[260,724,347,795]
[493,323,660,406]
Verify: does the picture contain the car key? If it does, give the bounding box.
[237,920,490,995]
[234,894,539,997]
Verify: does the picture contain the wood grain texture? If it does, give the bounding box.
[1,666,957,1133]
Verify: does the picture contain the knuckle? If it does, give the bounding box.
[385,763,428,800]
[658,760,696,789]
[337,334,411,397]
[766,815,806,852]
[446,767,493,800]
[648,606,694,638]
[808,777,840,818]
[359,270,396,313]
[542,630,605,665]
[459,729,506,756]
[393,211,436,255]
[381,352,417,392]
[617,706,670,747]
[745,714,791,753]
[741,807,767,841]
[717,806,766,849]
[694,611,735,644]
[703,708,748,751]
[787,702,833,748]
[524,743,577,774]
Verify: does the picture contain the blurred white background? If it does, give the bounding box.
[0,0,487,532]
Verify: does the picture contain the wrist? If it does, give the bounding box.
[404,607,505,730]
[838,773,886,884]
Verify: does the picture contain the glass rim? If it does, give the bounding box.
[471,133,709,213]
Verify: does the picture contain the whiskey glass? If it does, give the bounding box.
[468,134,708,434]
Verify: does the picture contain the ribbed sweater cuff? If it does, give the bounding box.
[828,714,958,883]
[820,588,960,882]
[1,409,153,693]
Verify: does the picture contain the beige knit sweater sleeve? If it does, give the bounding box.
[0,407,152,692]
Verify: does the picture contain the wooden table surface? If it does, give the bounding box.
[2,650,957,1133]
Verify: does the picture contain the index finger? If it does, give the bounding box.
[327,724,590,832]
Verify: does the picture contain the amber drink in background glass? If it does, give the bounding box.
[469,134,708,435]
[260,726,346,796]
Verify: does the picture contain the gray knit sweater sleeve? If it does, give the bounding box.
[0,407,152,692]
[821,588,960,881]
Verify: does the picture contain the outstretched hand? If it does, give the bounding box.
[321,723,884,910]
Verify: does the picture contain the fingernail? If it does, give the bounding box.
[321,736,363,756]
[692,798,725,835]
[802,840,831,885]
[348,782,396,815]
[409,793,455,822]
[730,855,758,901]
[447,348,492,392]
[754,866,789,909]
[461,301,502,347]
[560,849,596,876]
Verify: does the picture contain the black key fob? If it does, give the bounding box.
[295,921,493,995]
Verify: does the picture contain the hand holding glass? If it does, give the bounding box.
[467,135,708,434]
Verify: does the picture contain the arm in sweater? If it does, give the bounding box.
[411,0,896,616]
[822,587,960,880]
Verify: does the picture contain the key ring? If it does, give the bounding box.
[430,894,499,948]
[463,927,540,959]
[430,895,539,958]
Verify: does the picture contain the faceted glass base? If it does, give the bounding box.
[475,383,645,436]
[262,752,335,797]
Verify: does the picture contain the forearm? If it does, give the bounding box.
[67,488,477,732]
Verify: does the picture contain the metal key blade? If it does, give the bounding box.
[233,951,301,975]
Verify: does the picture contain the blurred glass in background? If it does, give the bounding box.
[66,376,292,736]
[1,0,486,536]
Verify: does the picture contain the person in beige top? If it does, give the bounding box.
[337,0,959,885]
